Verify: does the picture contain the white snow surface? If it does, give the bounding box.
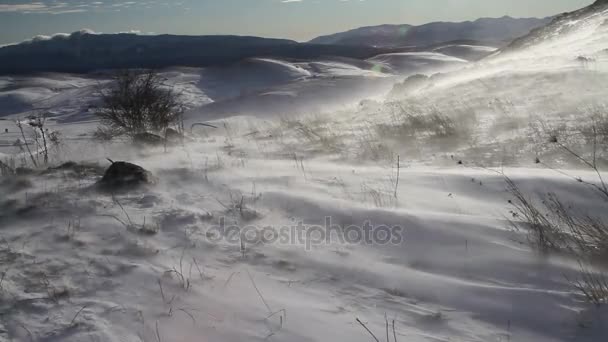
[2,6,608,342]
[368,52,469,75]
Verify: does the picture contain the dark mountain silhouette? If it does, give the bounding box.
[0,32,387,74]
[310,16,551,48]
[0,14,557,75]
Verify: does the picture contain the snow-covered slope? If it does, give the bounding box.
[0,57,397,124]
[500,0,608,56]
[390,0,608,100]
[368,52,468,75]
[196,59,312,101]
[432,44,497,61]
[2,2,608,342]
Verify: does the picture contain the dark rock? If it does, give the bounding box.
[97,161,156,191]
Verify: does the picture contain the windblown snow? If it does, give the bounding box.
[1,4,608,342]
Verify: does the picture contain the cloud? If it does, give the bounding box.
[0,1,161,14]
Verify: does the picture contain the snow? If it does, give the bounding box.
[1,134,607,341]
[368,52,469,75]
[432,45,497,61]
[2,3,608,342]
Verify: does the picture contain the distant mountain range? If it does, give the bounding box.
[309,16,551,48]
[0,33,390,74]
[0,15,555,74]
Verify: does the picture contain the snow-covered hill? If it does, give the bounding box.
[2,2,608,342]
[368,52,469,75]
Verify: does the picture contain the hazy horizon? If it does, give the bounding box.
[0,0,595,45]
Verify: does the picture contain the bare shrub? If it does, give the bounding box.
[379,102,477,143]
[505,119,608,306]
[505,177,570,252]
[12,113,59,168]
[506,176,608,258]
[505,174,608,306]
[580,105,608,148]
[279,116,344,154]
[95,70,184,139]
[26,113,51,166]
[356,123,394,161]
[0,159,15,176]
[568,261,608,306]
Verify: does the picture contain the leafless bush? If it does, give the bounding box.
[506,173,608,257]
[0,159,15,176]
[356,123,394,161]
[579,106,608,148]
[379,103,477,143]
[547,195,608,258]
[12,113,59,168]
[505,176,570,252]
[505,174,608,306]
[95,70,184,139]
[568,261,608,306]
[280,117,344,153]
[505,119,608,306]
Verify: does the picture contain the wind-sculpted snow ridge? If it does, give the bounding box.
[432,44,497,61]
[388,0,608,101]
[368,51,469,75]
[497,0,608,57]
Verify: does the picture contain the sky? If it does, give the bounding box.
[0,0,596,45]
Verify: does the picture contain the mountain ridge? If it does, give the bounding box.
[309,16,552,48]
[0,14,563,75]
[0,32,389,75]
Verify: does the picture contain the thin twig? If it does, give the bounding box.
[112,194,134,227]
[392,320,397,342]
[178,308,197,325]
[356,318,380,342]
[15,120,37,168]
[394,155,400,198]
[385,314,389,342]
[70,304,89,326]
[247,270,272,313]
